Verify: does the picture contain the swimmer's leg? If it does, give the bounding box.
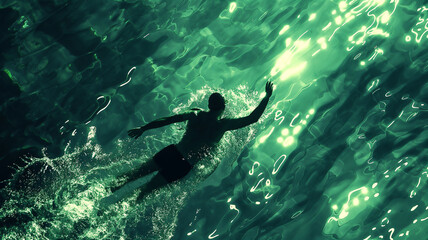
[136,173,169,201]
[112,159,159,192]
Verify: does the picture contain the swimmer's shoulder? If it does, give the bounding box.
[190,108,206,116]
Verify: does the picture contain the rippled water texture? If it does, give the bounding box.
[1,0,427,239]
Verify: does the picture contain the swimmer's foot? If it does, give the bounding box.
[136,191,146,203]
[96,207,105,217]
[110,185,121,193]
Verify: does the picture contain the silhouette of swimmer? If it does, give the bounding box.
[116,81,273,200]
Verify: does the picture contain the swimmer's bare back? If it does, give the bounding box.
[128,81,273,164]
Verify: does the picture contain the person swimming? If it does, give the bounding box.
[115,81,273,200]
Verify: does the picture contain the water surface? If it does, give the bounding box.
[0,0,427,239]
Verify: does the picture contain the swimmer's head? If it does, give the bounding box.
[208,92,225,112]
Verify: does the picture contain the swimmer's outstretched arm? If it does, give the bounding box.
[223,81,273,131]
[128,112,195,139]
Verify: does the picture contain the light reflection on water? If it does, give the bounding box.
[1,0,427,239]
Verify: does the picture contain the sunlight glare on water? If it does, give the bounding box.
[0,0,427,239]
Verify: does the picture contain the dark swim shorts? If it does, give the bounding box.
[153,144,192,183]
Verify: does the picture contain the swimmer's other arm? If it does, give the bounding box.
[223,81,273,131]
[128,112,195,139]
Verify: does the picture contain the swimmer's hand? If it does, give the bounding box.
[128,127,145,139]
[265,81,273,98]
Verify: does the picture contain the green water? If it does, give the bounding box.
[1,0,427,239]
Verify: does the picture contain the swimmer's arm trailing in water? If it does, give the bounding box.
[223,81,273,131]
[128,111,196,139]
